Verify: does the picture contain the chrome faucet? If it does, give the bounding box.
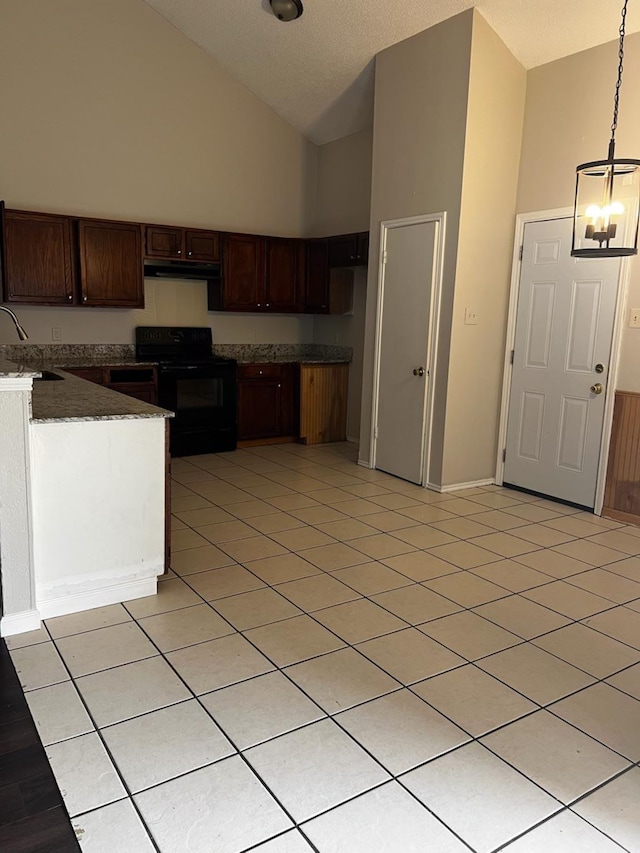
[0,305,28,340]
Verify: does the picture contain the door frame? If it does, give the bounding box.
[370,211,447,486]
[495,207,631,514]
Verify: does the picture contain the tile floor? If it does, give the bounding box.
[7,441,640,852]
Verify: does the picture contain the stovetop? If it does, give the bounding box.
[135,326,234,366]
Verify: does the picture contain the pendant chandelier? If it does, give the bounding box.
[572,0,640,258]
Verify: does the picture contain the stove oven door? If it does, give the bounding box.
[158,363,237,456]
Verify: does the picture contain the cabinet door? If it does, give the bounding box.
[328,234,358,268]
[223,233,265,311]
[356,231,369,266]
[304,238,329,313]
[237,380,281,440]
[2,209,75,304]
[265,238,301,312]
[145,226,183,259]
[185,229,220,262]
[64,367,104,384]
[78,220,144,307]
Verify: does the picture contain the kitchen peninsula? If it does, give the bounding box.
[0,359,171,637]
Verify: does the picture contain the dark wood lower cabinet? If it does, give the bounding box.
[237,363,296,441]
[63,365,157,404]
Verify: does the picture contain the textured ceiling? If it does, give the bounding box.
[143,0,640,144]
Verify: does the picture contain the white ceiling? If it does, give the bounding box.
[144,0,640,145]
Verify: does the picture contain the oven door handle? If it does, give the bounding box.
[160,365,200,373]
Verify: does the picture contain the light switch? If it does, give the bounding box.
[464,308,478,325]
[630,309,640,328]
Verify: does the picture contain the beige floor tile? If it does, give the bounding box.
[502,523,575,547]
[313,599,407,643]
[396,504,456,524]
[533,623,640,678]
[336,689,469,774]
[482,710,629,804]
[45,604,132,639]
[56,622,157,677]
[138,603,233,652]
[427,541,502,569]
[478,643,594,704]
[341,483,392,498]
[424,573,511,607]
[440,498,491,516]
[466,510,529,531]
[244,552,321,585]
[170,544,236,575]
[420,610,521,660]
[551,683,640,760]
[572,768,640,853]
[471,559,552,592]
[413,665,536,736]
[169,483,195,499]
[244,614,346,666]
[584,605,640,649]
[245,718,390,823]
[330,562,412,595]
[3,626,50,650]
[201,671,324,749]
[192,485,254,506]
[289,505,350,525]
[197,519,261,544]
[270,527,337,551]
[350,533,417,560]
[303,782,469,853]
[171,516,187,531]
[466,492,523,510]
[523,580,615,619]
[311,487,356,504]
[367,493,422,510]
[314,518,380,540]
[299,542,373,571]
[607,662,640,700]
[172,506,235,527]
[170,494,214,514]
[372,584,461,624]
[551,539,626,567]
[245,514,305,537]
[360,511,421,533]
[25,681,94,746]
[502,810,626,853]
[71,799,156,853]
[431,517,496,539]
[514,549,592,578]
[468,532,540,559]
[102,699,234,794]
[474,595,571,639]
[213,587,302,631]
[125,578,202,618]
[276,574,360,611]
[402,742,558,853]
[241,483,294,500]
[605,555,640,582]
[568,567,640,603]
[167,633,275,695]
[390,526,458,549]
[543,515,614,538]
[356,628,464,684]
[218,535,288,563]
[381,551,461,582]
[285,647,400,712]
[135,755,292,853]
[328,498,385,517]
[505,504,564,523]
[227,499,282,520]
[185,565,266,600]
[75,657,190,727]
[171,528,212,551]
[266,494,322,511]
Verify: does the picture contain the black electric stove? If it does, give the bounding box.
[136,327,237,456]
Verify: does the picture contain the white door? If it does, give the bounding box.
[504,217,620,507]
[375,219,438,484]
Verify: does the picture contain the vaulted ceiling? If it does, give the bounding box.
[144,0,640,145]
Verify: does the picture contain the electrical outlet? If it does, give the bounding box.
[630,309,640,328]
[464,308,478,326]
[51,327,61,341]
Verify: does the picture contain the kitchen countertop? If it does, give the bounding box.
[0,359,41,379]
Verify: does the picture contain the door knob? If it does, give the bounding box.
[413,367,425,377]
[590,383,603,394]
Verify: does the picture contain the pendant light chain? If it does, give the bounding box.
[610,0,629,156]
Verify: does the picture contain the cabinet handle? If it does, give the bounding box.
[277,384,281,388]
[266,303,270,308]
[322,304,326,308]
[259,370,263,375]
[188,251,192,256]
[68,294,73,301]
[177,249,182,255]
[82,295,87,302]
[350,255,355,260]
[257,303,261,307]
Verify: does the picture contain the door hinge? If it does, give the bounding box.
[374,425,379,439]
[519,245,523,261]
[381,251,388,266]
[502,449,507,463]
[510,349,514,365]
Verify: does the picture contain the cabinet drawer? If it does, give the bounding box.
[237,363,283,380]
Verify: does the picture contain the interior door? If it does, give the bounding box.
[504,217,620,507]
[375,220,437,484]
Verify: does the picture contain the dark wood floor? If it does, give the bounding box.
[0,640,80,853]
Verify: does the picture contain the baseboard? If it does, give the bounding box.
[346,436,359,445]
[37,575,158,620]
[357,458,372,469]
[427,478,495,493]
[0,609,42,638]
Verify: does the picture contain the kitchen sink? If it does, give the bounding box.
[34,370,64,381]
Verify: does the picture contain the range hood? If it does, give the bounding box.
[143,260,221,281]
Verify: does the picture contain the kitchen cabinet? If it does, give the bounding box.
[78,220,144,307]
[299,363,349,444]
[1,207,75,304]
[265,237,302,312]
[144,224,221,262]
[237,363,296,441]
[328,231,369,267]
[304,238,330,313]
[64,364,157,404]
[222,233,265,311]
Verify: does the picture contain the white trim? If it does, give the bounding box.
[0,609,42,638]
[370,212,446,488]
[496,207,631,516]
[0,377,34,391]
[427,478,495,493]
[357,458,372,469]
[37,575,158,620]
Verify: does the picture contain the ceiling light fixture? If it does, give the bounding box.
[270,0,303,23]
[572,0,640,258]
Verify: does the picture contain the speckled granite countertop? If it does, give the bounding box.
[0,359,41,379]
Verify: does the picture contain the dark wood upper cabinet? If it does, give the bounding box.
[356,231,369,265]
[78,220,144,308]
[265,237,301,312]
[145,225,183,259]
[222,233,265,311]
[328,232,369,268]
[304,238,329,314]
[2,208,75,304]
[185,229,220,262]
